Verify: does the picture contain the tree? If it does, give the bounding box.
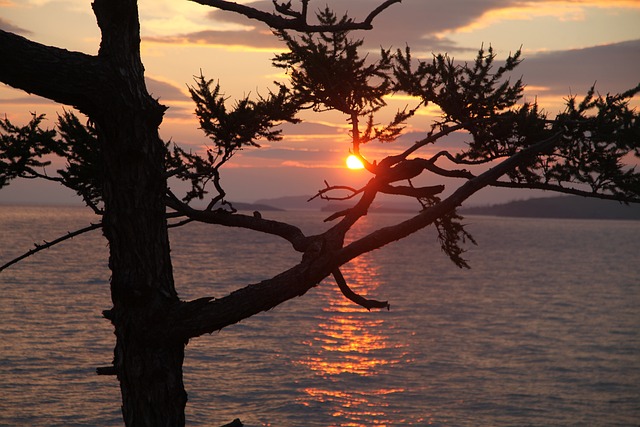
[1,1,639,426]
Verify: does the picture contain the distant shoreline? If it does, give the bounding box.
[459,195,640,220]
[2,195,639,220]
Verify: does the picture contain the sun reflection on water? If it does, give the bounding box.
[296,247,407,426]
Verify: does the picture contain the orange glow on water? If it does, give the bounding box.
[296,246,406,425]
[298,254,393,377]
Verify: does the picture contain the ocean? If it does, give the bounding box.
[0,205,638,426]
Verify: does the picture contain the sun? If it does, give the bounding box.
[346,154,365,170]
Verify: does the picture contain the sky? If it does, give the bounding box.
[1,0,639,205]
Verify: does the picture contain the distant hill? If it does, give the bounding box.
[206,201,283,212]
[256,195,421,213]
[254,195,327,210]
[461,196,640,220]
[321,201,420,213]
[229,202,283,212]
[253,194,640,220]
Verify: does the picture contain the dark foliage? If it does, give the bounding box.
[2,10,638,268]
[166,74,300,204]
[0,111,102,210]
[0,113,57,187]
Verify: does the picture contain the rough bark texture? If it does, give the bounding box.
[90,1,188,425]
[0,31,102,111]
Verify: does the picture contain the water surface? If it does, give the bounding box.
[0,206,638,426]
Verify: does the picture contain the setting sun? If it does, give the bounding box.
[346,154,365,170]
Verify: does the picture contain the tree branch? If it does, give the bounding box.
[189,0,401,31]
[165,192,311,252]
[335,132,565,265]
[332,269,389,310]
[363,0,402,26]
[0,222,102,272]
[166,184,380,340]
[379,183,445,198]
[430,149,505,165]
[489,179,640,204]
[167,256,329,339]
[0,30,104,114]
[167,133,563,340]
[399,123,467,160]
[308,181,364,202]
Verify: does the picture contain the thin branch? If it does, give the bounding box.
[424,152,640,204]
[422,161,475,179]
[82,197,104,215]
[429,150,506,165]
[168,217,195,228]
[165,192,311,252]
[0,209,195,271]
[165,183,380,340]
[399,123,467,160]
[308,181,364,202]
[364,0,402,26]
[17,170,105,215]
[96,365,118,376]
[17,169,66,184]
[0,222,102,272]
[189,0,401,31]
[489,180,640,204]
[332,269,389,310]
[334,132,565,266]
[273,0,302,18]
[323,208,352,222]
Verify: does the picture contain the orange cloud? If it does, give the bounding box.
[143,29,283,52]
[438,0,640,36]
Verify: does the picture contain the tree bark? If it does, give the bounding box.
[87,1,189,425]
[0,31,103,112]
[1,0,188,419]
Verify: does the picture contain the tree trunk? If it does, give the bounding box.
[0,3,192,422]
[90,0,189,425]
[99,104,188,426]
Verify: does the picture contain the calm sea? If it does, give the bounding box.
[0,205,638,427]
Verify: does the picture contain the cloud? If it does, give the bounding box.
[144,76,197,122]
[206,0,510,36]
[144,0,640,61]
[143,0,515,52]
[146,77,191,102]
[440,1,635,36]
[242,147,337,161]
[144,29,281,50]
[0,17,32,35]
[519,39,640,96]
[278,121,344,135]
[328,0,514,52]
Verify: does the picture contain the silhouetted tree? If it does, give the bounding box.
[1,1,639,426]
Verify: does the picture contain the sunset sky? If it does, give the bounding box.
[1,0,639,205]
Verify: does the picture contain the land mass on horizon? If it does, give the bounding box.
[250,195,640,220]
